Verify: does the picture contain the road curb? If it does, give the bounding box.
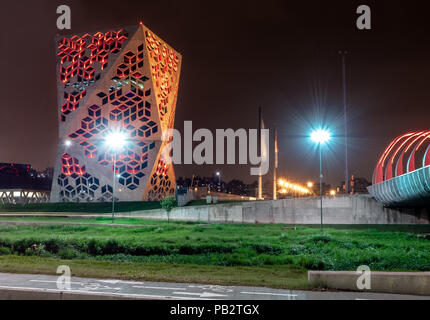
[308,271,430,296]
[0,286,171,300]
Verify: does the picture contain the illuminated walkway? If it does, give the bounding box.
[369,131,430,206]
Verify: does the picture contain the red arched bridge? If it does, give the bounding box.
[368,131,430,206]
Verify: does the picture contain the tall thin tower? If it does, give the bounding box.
[340,51,349,195]
[273,127,278,200]
[258,107,263,200]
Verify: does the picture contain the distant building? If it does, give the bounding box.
[0,163,51,204]
[177,176,258,198]
[340,175,371,195]
[0,163,34,177]
[37,168,54,179]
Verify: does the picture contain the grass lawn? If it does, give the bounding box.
[0,217,428,289]
[0,255,309,289]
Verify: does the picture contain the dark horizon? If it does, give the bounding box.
[1,0,430,185]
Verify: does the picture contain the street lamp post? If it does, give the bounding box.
[112,152,117,223]
[104,131,128,224]
[311,129,331,230]
[216,172,221,191]
[319,142,323,228]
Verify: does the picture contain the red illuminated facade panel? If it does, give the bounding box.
[51,24,182,202]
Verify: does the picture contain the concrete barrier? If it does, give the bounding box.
[308,271,430,296]
[127,195,430,225]
[0,286,166,300]
[1,195,429,225]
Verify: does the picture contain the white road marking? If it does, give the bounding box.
[188,284,234,293]
[98,280,120,284]
[0,285,201,300]
[30,279,83,285]
[173,291,228,298]
[133,285,186,291]
[29,279,121,291]
[240,291,298,297]
[107,280,150,285]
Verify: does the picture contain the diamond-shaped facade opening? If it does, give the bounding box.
[51,24,181,203]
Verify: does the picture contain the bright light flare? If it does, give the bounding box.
[64,140,72,147]
[277,179,311,195]
[330,190,337,197]
[310,129,331,144]
[105,131,128,150]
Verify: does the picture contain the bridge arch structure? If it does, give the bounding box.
[368,131,430,206]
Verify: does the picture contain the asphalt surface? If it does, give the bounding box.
[0,273,429,300]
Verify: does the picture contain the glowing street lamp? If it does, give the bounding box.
[105,131,128,150]
[64,139,72,148]
[216,172,221,191]
[277,179,311,198]
[310,129,331,230]
[64,139,72,152]
[311,129,331,144]
[104,131,128,223]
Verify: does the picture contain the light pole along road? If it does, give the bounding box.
[104,130,128,224]
[310,129,331,230]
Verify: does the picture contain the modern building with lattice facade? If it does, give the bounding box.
[50,23,182,202]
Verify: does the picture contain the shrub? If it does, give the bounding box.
[57,247,79,259]
[103,239,121,255]
[160,196,177,212]
[279,233,288,241]
[160,196,177,223]
[0,247,11,255]
[23,243,47,256]
[287,244,307,255]
[307,234,334,244]
[43,239,60,253]
[297,256,326,270]
[250,243,283,255]
[86,239,102,255]
[193,226,205,233]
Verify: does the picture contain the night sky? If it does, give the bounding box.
[1,0,430,185]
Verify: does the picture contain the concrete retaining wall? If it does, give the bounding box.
[308,271,430,296]
[124,195,430,224]
[2,195,428,225]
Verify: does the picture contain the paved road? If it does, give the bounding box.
[0,273,428,300]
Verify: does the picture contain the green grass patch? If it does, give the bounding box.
[0,219,428,273]
[0,255,309,289]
